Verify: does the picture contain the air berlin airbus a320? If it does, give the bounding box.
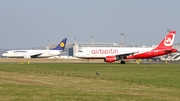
[75,30,178,64]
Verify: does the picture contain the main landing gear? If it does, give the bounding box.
[86,59,90,64]
[120,60,125,64]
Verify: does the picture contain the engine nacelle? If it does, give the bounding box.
[23,55,31,58]
[104,56,117,63]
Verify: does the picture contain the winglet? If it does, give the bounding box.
[50,38,67,50]
[154,30,176,49]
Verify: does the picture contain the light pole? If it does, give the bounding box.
[121,33,124,46]
[48,39,50,49]
[91,36,94,48]
[167,29,171,32]
[74,37,77,54]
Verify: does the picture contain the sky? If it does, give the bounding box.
[0,0,180,49]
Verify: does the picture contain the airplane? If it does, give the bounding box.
[74,30,178,64]
[2,38,67,58]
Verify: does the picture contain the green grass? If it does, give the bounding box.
[0,63,180,101]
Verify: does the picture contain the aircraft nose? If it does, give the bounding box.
[2,53,6,57]
[74,53,78,57]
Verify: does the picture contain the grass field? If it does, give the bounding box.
[0,61,180,101]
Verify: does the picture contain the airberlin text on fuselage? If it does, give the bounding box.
[91,49,118,54]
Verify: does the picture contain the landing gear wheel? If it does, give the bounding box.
[120,60,125,64]
[86,59,90,64]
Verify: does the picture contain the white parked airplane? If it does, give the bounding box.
[2,38,67,58]
[75,30,178,64]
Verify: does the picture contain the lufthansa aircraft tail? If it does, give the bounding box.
[50,38,67,50]
[154,30,176,49]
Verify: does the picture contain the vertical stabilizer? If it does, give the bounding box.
[51,38,67,50]
[154,30,176,49]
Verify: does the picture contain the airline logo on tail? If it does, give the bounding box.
[164,32,175,46]
[60,42,65,47]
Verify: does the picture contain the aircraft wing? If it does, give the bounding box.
[30,53,43,58]
[115,52,136,59]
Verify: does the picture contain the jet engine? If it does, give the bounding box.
[23,55,31,58]
[104,56,117,63]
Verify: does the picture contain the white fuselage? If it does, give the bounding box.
[2,50,61,58]
[74,47,154,59]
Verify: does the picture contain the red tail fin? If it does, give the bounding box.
[155,30,176,49]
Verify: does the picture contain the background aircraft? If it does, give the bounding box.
[75,30,178,64]
[2,38,67,58]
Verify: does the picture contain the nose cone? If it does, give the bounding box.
[2,53,6,56]
[74,53,78,57]
[2,53,7,57]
